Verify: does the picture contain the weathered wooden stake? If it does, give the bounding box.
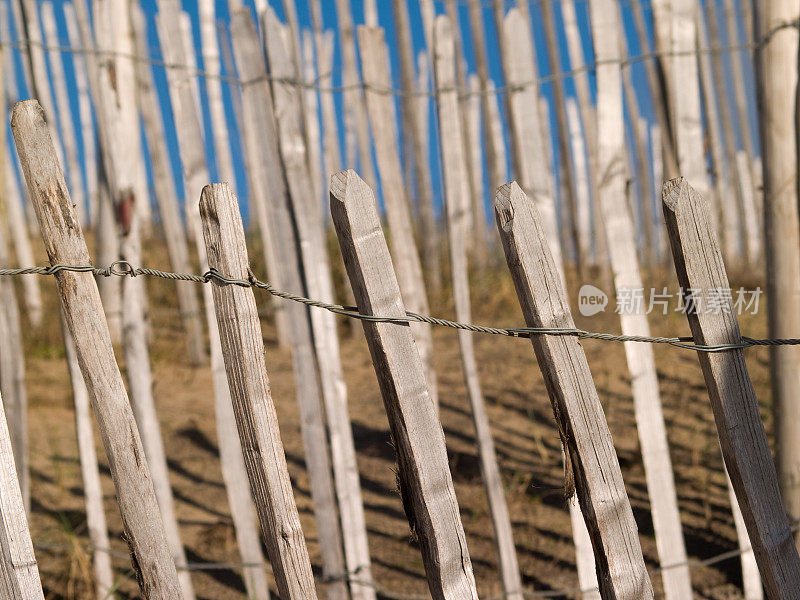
[359,25,438,411]
[496,181,654,600]
[754,0,800,544]
[62,314,114,599]
[662,177,800,597]
[590,2,693,595]
[200,183,318,600]
[12,99,183,600]
[331,169,479,600]
[0,387,43,600]
[433,16,523,599]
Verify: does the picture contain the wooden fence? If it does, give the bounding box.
[0,1,799,599]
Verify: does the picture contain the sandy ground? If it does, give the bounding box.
[18,235,773,599]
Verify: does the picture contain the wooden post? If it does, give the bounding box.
[465,0,504,195]
[132,7,206,367]
[199,183,318,600]
[629,0,678,179]
[331,169,480,600]
[433,17,524,600]
[156,8,274,598]
[62,314,114,599]
[359,25,439,411]
[619,31,656,266]
[391,0,441,291]
[495,182,654,599]
[1,153,42,328]
[0,387,43,600]
[566,99,592,271]
[334,0,375,186]
[540,0,582,274]
[662,177,800,597]
[41,2,86,227]
[754,0,800,542]
[670,0,713,211]
[199,0,236,188]
[589,2,693,596]
[62,2,97,227]
[500,9,561,277]
[696,10,742,263]
[12,99,183,600]
[262,10,368,598]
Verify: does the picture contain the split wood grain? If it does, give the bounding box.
[331,169,479,600]
[358,25,438,411]
[495,181,654,600]
[11,99,183,600]
[200,183,318,600]
[662,177,800,598]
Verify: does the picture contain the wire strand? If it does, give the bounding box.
[0,261,790,354]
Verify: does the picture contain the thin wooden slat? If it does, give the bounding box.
[495,181,654,600]
[696,10,742,263]
[0,388,43,600]
[62,2,97,227]
[12,99,182,600]
[262,11,363,599]
[432,16,523,599]
[359,25,438,412]
[40,2,86,227]
[754,0,800,543]
[662,177,800,597]
[61,314,114,599]
[590,3,693,596]
[300,31,323,214]
[200,183,318,600]
[334,0,375,186]
[331,169,479,600]
[391,0,440,292]
[565,99,592,276]
[132,7,205,367]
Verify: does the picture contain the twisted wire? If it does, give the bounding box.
[1,261,792,354]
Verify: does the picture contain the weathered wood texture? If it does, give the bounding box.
[157,9,272,598]
[0,388,43,600]
[61,314,114,599]
[496,182,654,600]
[591,3,692,596]
[432,17,523,599]
[41,2,86,226]
[200,183,318,600]
[500,9,562,277]
[261,9,365,599]
[132,6,205,366]
[331,169,479,600]
[11,99,183,600]
[754,0,800,544]
[662,177,800,598]
[391,0,440,290]
[359,25,438,411]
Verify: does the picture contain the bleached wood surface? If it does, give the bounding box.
[496,182,654,600]
[331,170,479,600]
[359,25,438,411]
[663,177,800,598]
[12,99,183,600]
[200,183,318,600]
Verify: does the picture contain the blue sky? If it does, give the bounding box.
[3,0,759,227]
